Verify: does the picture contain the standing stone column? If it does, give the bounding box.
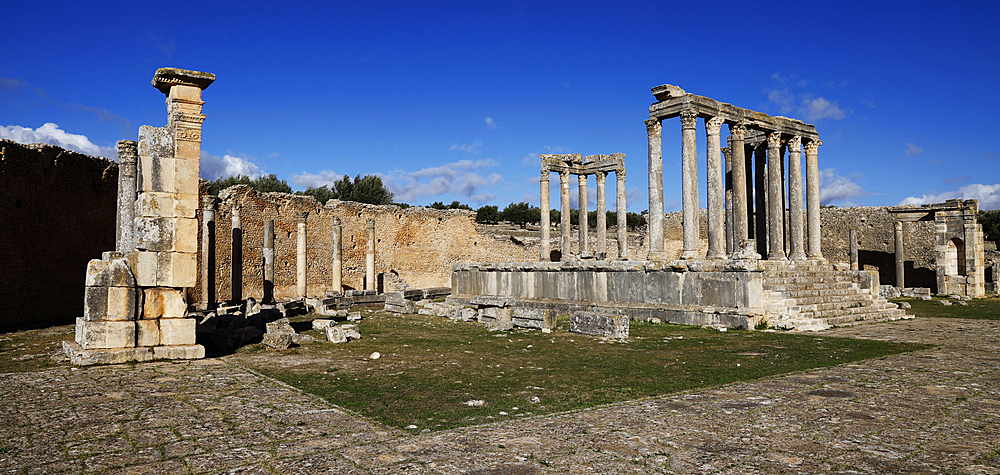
[728,124,748,248]
[754,144,768,257]
[680,110,700,259]
[646,119,666,260]
[366,219,376,290]
[296,213,307,298]
[231,203,242,302]
[578,174,589,255]
[201,196,216,309]
[331,216,342,294]
[787,136,806,260]
[595,172,607,256]
[724,146,734,254]
[705,117,725,259]
[115,140,138,253]
[850,229,859,271]
[263,219,274,303]
[616,170,627,259]
[560,171,571,258]
[805,140,823,259]
[766,132,787,261]
[540,172,551,261]
[894,221,905,288]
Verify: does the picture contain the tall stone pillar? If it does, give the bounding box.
[745,144,755,244]
[894,221,905,288]
[646,119,666,260]
[115,140,138,253]
[578,174,589,255]
[787,136,806,260]
[296,213,307,298]
[616,170,627,260]
[560,171,571,258]
[231,203,242,302]
[201,196,216,309]
[728,124,748,248]
[850,229,859,271]
[724,146,733,254]
[805,140,824,259]
[754,144,768,257]
[366,219,376,291]
[766,132,787,261]
[331,216,342,294]
[595,172,607,256]
[705,117,725,259]
[263,219,274,303]
[540,172,551,261]
[680,111,700,259]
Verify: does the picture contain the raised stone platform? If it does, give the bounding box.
[62,340,204,366]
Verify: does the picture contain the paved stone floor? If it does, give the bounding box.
[1,317,998,474]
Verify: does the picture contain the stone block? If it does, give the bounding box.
[136,192,175,219]
[174,193,199,218]
[141,157,176,194]
[262,332,293,350]
[105,285,137,321]
[570,311,629,338]
[479,307,500,322]
[385,300,416,314]
[266,318,295,334]
[312,319,334,331]
[169,252,197,288]
[142,287,187,319]
[174,157,200,194]
[152,345,205,360]
[173,217,198,253]
[341,324,361,339]
[136,319,160,346]
[76,318,137,349]
[159,318,196,346]
[85,258,136,288]
[130,251,160,287]
[511,308,556,330]
[84,286,109,321]
[470,295,514,308]
[291,333,314,345]
[326,326,347,343]
[63,340,153,366]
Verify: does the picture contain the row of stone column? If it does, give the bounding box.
[198,201,376,308]
[646,114,824,261]
[539,170,627,261]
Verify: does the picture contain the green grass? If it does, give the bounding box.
[236,311,928,432]
[894,296,1000,320]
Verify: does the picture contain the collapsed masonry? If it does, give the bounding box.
[451,84,908,331]
[64,68,214,365]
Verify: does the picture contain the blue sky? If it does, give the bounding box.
[3,1,998,211]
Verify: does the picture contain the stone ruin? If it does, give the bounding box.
[64,68,214,365]
[450,84,909,332]
[889,199,987,297]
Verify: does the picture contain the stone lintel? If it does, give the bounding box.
[649,92,819,140]
[541,153,625,176]
[152,68,216,94]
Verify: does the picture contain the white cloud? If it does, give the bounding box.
[905,143,923,156]
[291,170,343,189]
[900,183,1000,210]
[485,117,498,129]
[801,97,845,121]
[0,123,116,159]
[449,140,482,153]
[380,159,502,204]
[819,168,869,205]
[765,74,848,122]
[199,151,263,180]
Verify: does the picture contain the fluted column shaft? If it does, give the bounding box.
[595,172,607,256]
[560,171,571,258]
[680,111,700,259]
[366,219,376,291]
[296,213,307,298]
[728,124,748,249]
[767,132,786,260]
[540,173,551,261]
[787,136,806,260]
[646,119,665,260]
[331,217,342,294]
[895,221,905,288]
[616,171,627,259]
[706,117,725,259]
[578,174,589,255]
[805,140,823,259]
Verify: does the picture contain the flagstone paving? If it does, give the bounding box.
[1,317,997,474]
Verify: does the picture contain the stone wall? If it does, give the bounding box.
[0,139,118,328]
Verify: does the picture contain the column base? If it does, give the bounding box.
[706,251,727,260]
[680,250,701,260]
[63,340,205,366]
[767,253,788,261]
[788,252,808,261]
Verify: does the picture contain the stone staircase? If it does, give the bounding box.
[759,262,909,331]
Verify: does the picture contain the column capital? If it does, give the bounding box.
[617,168,626,179]
[116,140,138,163]
[705,116,725,134]
[644,118,661,136]
[680,110,698,129]
[595,171,607,183]
[787,135,802,150]
[366,218,375,228]
[331,216,342,226]
[559,170,571,181]
[767,131,782,148]
[805,139,823,154]
[540,169,550,181]
[728,122,747,140]
[200,195,216,209]
[296,212,309,223]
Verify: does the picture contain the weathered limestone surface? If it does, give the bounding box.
[570,311,629,338]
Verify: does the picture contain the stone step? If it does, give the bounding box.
[763,275,860,285]
[820,309,908,326]
[763,288,872,302]
[763,281,860,292]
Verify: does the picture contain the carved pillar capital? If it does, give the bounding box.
[331,216,342,226]
[767,131,782,148]
[200,195,216,210]
[540,169,550,181]
[679,110,698,129]
[805,139,822,154]
[787,135,802,150]
[728,123,747,140]
[644,118,661,136]
[706,116,725,135]
[116,140,138,164]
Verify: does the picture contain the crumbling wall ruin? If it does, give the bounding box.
[0,139,118,328]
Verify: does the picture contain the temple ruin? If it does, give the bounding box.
[451,84,907,331]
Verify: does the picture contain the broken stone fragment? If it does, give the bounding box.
[312,319,334,331]
[326,326,347,343]
[265,318,295,334]
[340,324,361,339]
[262,332,293,350]
[291,333,314,345]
